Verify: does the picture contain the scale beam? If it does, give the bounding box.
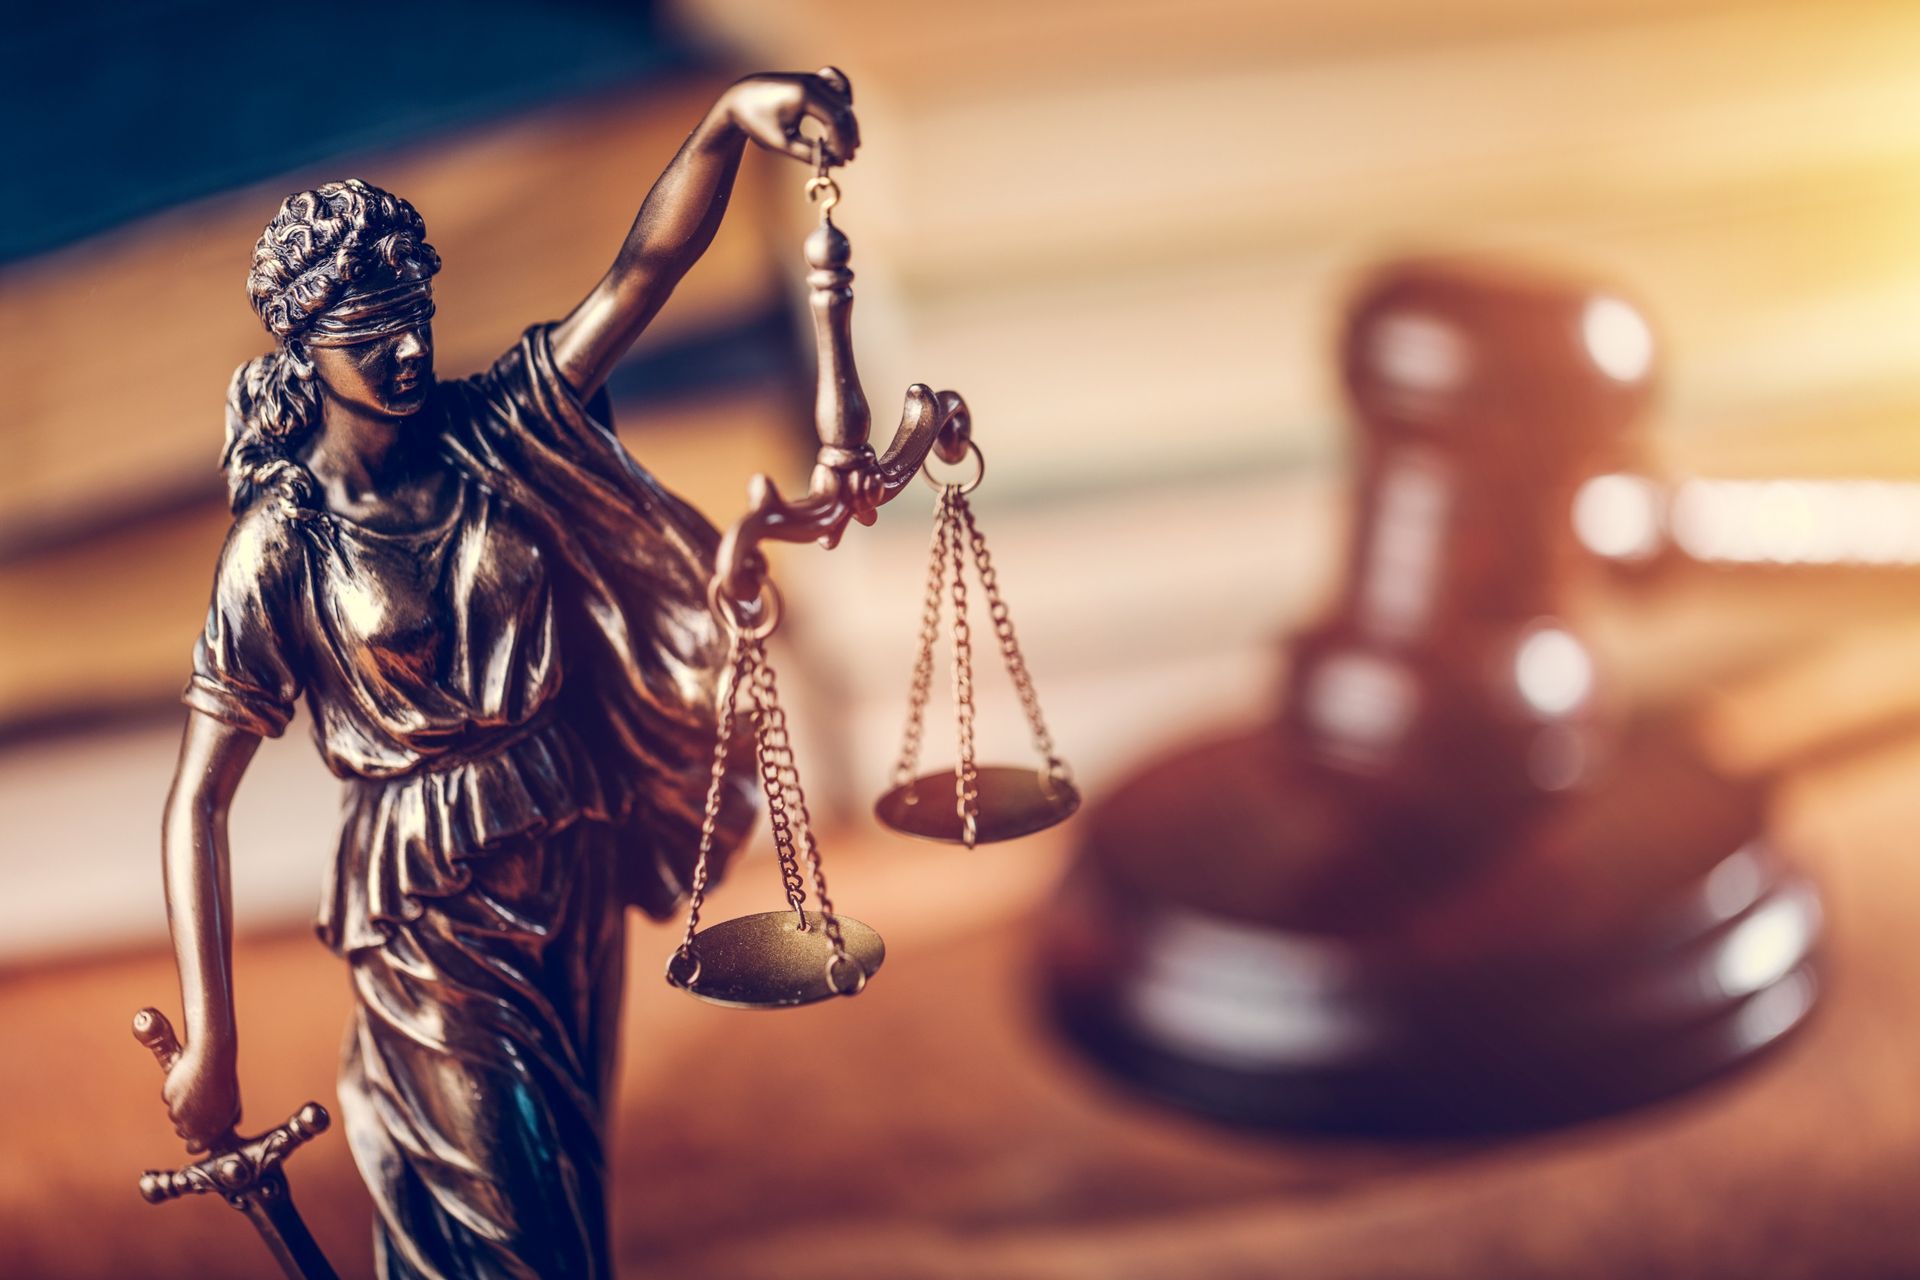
[713,187,971,604]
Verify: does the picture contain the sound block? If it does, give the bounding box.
[1041,717,1823,1133]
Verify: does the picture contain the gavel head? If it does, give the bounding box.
[1342,256,1657,461]
[1287,258,1660,813]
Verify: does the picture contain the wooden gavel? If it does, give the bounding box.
[1042,256,1824,1133]
[1575,471,1920,569]
[1290,258,1919,813]
[1283,258,1653,815]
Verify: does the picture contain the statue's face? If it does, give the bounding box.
[305,322,435,420]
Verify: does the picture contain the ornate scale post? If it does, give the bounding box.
[667,105,1077,1007]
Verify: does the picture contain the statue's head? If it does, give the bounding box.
[223,179,442,516]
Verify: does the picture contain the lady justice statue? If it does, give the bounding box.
[148,69,921,1277]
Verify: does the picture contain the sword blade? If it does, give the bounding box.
[234,1169,339,1280]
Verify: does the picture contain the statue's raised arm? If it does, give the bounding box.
[548,69,860,400]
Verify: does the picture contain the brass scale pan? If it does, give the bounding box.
[675,773,1077,1010]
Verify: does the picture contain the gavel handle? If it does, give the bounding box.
[1579,473,1920,568]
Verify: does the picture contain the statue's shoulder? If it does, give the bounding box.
[217,497,315,593]
[434,325,611,457]
[427,339,529,439]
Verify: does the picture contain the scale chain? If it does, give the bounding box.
[675,629,756,962]
[955,491,1068,778]
[747,645,811,923]
[892,488,954,787]
[749,649,850,960]
[946,494,981,847]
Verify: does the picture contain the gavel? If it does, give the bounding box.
[1279,259,1648,869]
[1042,257,1823,1132]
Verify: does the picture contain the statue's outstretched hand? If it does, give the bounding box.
[722,68,860,166]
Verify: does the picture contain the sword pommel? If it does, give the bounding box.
[132,1006,182,1070]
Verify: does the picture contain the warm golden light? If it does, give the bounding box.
[1514,625,1593,717]
[1573,472,1663,561]
[1671,478,1920,565]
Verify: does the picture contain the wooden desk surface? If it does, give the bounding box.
[2,732,1917,1278]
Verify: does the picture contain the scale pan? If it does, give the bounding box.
[669,911,885,1009]
[875,764,1081,845]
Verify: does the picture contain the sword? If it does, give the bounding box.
[132,1007,340,1280]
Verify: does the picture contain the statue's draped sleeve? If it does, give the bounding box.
[437,325,756,917]
[183,503,305,740]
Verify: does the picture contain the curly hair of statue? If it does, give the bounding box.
[223,180,442,521]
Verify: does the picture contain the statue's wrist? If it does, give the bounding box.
[700,93,745,148]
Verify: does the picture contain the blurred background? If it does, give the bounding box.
[5,2,1920,1277]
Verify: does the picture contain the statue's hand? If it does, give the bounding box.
[162,1039,241,1153]
[722,69,860,166]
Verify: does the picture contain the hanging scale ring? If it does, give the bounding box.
[665,948,702,990]
[708,576,782,641]
[806,137,841,218]
[920,440,985,496]
[825,951,868,997]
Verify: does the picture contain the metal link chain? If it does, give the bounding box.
[746,644,810,923]
[673,631,757,965]
[885,443,1069,856]
[750,653,850,961]
[954,491,1069,779]
[946,496,981,848]
[891,488,954,788]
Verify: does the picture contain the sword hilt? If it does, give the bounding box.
[132,1007,331,1206]
[138,1103,330,1205]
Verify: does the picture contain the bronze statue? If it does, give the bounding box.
[151,69,913,1278]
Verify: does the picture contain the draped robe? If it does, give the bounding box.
[185,326,755,1277]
